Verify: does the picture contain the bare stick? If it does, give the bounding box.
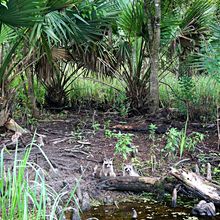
[195,164,200,175]
[172,187,177,208]
[207,163,212,181]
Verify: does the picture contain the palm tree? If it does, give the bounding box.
[162,0,215,76]
[113,1,146,113]
[113,0,161,113]
[0,0,120,125]
[111,0,215,114]
[0,0,46,128]
[29,0,119,108]
[0,0,81,128]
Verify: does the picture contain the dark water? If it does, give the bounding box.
[81,201,220,220]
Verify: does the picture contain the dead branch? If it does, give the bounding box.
[170,167,220,205]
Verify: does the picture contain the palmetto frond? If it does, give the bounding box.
[0,24,16,45]
[117,0,145,38]
[46,0,77,12]
[160,0,216,72]
[0,0,45,27]
[30,11,76,46]
[69,39,117,76]
[65,0,120,75]
[174,0,215,48]
[193,24,220,81]
[30,0,119,48]
[180,0,215,36]
[79,0,119,22]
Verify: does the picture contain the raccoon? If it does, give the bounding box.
[123,164,139,177]
[93,158,116,177]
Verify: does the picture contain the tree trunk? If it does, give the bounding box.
[0,44,3,66]
[23,44,39,118]
[149,0,161,113]
[0,96,10,127]
[26,69,39,117]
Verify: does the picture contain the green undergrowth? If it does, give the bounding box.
[69,76,123,105]
[13,73,219,122]
[160,74,220,121]
[0,140,78,220]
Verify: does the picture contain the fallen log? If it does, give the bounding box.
[170,167,220,205]
[97,176,162,192]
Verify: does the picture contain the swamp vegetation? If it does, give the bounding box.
[0,0,220,219]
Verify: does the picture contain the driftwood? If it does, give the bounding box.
[97,176,161,192]
[4,118,28,133]
[170,167,220,205]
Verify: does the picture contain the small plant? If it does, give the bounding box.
[104,120,111,130]
[104,129,114,138]
[213,164,220,182]
[164,127,180,156]
[104,129,136,160]
[131,157,142,168]
[92,121,100,133]
[186,132,205,151]
[148,123,158,143]
[164,127,205,158]
[114,132,134,160]
[58,110,68,118]
[27,116,38,127]
[179,76,195,102]
[113,92,130,117]
[72,127,83,140]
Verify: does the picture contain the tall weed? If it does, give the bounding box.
[0,141,77,220]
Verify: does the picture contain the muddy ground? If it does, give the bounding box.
[1,109,220,211]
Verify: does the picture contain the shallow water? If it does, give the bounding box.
[81,201,220,220]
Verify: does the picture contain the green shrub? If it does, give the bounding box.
[164,127,205,157]
[114,132,134,160]
[105,130,135,160]
[160,74,220,121]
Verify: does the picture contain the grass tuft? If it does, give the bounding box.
[0,139,78,220]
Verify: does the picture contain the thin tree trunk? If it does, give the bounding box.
[23,44,39,118]
[0,44,10,126]
[0,44,3,66]
[149,0,161,113]
[0,97,9,126]
[26,68,38,117]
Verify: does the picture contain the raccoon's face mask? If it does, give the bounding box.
[103,159,113,168]
[124,166,132,173]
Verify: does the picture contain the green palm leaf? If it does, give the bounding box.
[30,0,120,48]
[46,0,77,11]
[0,24,16,44]
[0,0,45,27]
[180,0,215,34]
[194,24,220,81]
[0,36,22,85]
[117,0,145,37]
[0,0,7,8]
